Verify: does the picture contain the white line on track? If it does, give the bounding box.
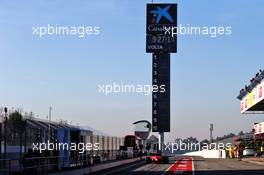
[192,157,195,175]
[160,160,177,175]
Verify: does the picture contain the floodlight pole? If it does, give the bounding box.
[4,107,7,159]
[48,106,52,141]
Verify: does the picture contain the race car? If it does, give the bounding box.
[145,152,169,164]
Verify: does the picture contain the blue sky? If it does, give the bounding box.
[0,0,264,141]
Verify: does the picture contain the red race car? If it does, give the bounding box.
[146,153,169,164]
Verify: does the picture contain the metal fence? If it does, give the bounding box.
[0,149,125,175]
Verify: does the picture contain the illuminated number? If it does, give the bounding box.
[166,36,170,43]
[152,36,157,43]
[153,55,158,61]
[158,36,162,43]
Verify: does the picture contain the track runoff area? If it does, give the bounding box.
[94,156,195,175]
[163,157,195,175]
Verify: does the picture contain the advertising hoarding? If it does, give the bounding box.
[146,4,177,53]
[254,122,264,135]
[240,80,264,113]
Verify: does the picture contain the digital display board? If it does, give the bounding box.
[146,4,177,53]
[152,53,170,132]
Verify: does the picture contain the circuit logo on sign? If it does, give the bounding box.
[150,5,173,24]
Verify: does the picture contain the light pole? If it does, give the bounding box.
[48,106,52,141]
[4,107,7,159]
[210,124,214,143]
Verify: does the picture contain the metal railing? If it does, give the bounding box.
[0,150,123,174]
[0,159,18,175]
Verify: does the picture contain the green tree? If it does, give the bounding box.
[7,111,26,158]
[8,111,25,135]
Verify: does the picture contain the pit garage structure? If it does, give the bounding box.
[237,69,264,140]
